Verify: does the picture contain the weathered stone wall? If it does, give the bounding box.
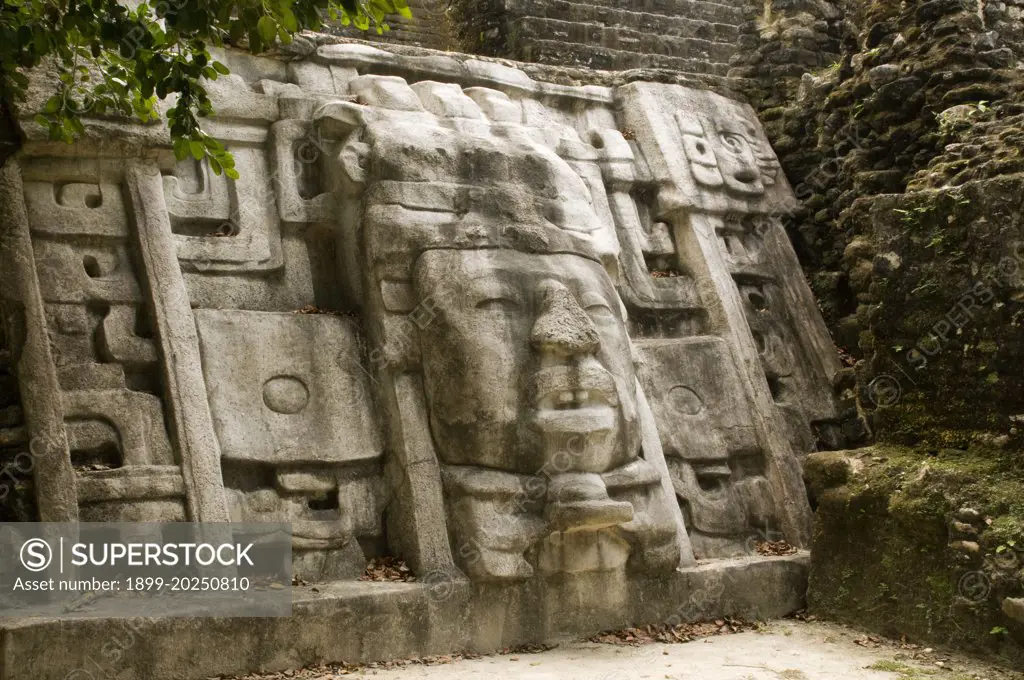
[0,322,33,522]
[729,0,848,111]
[739,0,1023,444]
[448,0,752,77]
[736,0,1024,663]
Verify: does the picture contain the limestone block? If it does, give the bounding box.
[269,119,333,223]
[76,466,187,522]
[349,74,425,110]
[97,305,158,366]
[162,158,232,223]
[411,81,483,119]
[32,240,141,304]
[162,148,283,272]
[3,44,840,610]
[617,83,796,215]
[464,87,522,122]
[638,337,775,557]
[287,60,337,94]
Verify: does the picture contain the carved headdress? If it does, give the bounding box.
[311,75,610,286]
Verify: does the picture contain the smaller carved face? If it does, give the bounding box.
[712,121,765,196]
[678,110,772,198]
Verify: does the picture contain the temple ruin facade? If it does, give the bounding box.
[0,37,846,679]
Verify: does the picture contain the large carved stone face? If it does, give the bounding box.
[414,249,640,476]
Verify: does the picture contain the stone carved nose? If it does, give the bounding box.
[530,280,600,356]
[733,166,760,183]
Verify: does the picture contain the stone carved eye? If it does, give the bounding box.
[581,293,616,321]
[262,376,310,415]
[697,473,726,493]
[720,133,747,154]
[472,280,522,313]
[668,385,704,415]
[475,296,521,313]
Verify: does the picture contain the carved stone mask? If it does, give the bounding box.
[413,249,640,476]
[713,120,765,196]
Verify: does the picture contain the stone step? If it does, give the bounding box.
[515,37,732,76]
[505,0,741,43]
[561,0,749,25]
[331,0,452,50]
[510,16,738,64]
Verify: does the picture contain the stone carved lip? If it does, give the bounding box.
[533,406,614,433]
[532,365,619,411]
[291,521,350,550]
[536,389,612,411]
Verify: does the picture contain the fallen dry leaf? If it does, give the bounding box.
[588,618,759,647]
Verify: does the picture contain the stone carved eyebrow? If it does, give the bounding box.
[581,290,620,320]
[581,291,613,308]
[466,275,522,307]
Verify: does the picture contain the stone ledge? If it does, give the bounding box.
[516,38,732,76]
[510,16,738,63]
[0,554,808,680]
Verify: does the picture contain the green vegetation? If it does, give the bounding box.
[0,0,411,171]
[866,659,937,679]
[808,445,1024,665]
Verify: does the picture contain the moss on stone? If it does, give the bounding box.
[807,445,1024,665]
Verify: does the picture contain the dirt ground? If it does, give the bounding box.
[234,619,1024,679]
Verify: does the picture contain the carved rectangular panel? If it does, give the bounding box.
[194,309,382,464]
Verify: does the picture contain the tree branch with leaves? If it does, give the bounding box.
[0,0,411,173]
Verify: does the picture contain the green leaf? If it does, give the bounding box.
[224,167,240,180]
[173,138,190,162]
[33,114,49,128]
[43,95,62,114]
[229,19,246,45]
[248,27,263,53]
[188,140,205,160]
[279,7,298,32]
[257,15,277,45]
[216,1,236,24]
[212,61,230,75]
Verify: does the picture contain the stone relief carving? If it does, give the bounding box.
[638,338,777,558]
[15,174,188,523]
[195,309,384,580]
[2,44,842,589]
